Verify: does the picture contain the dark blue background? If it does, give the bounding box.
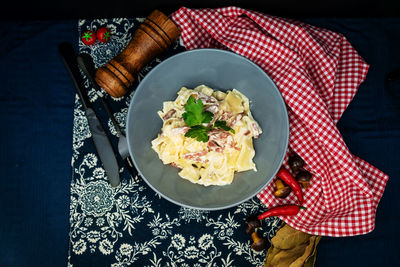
[0,18,399,266]
[303,18,400,266]
[0,21,77,266]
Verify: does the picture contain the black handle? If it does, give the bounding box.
[58,42,91,109]
[77,53,100,91]
[77,53,124,136]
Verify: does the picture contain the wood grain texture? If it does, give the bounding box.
[95,10,180,97]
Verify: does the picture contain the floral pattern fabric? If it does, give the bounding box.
[68,18,281,267]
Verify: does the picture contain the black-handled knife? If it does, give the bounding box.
[76,52,138,181]
[58,42,121,187]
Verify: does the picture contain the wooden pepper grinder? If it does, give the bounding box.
[95,10,180,98]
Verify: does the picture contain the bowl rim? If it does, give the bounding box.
[126,48,289,210]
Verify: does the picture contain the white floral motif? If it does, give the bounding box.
[171,234,185,249]
[73,239,87,255]
[79,181,114,217]
[178,207,209,223]
[108,108,128,137]
[206,213,267,266]
[99,239,114,255]
[72,101,92,154]
[83,153,97,168]
[198,234,213,250]
[184,246,199,259]
[163,233,222,266]
[96,217,105,226]
[92,167,105,179]
[117,195,130,209]
[70,164,154,257]
[119,243,133,256]
[84,217,93,227]
[87,230,101,243]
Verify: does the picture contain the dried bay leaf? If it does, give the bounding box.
[270,244,307,267]
[264,224,322,267]
[265,247,281,267]
[300,236,322,267]
[271,224,312,250]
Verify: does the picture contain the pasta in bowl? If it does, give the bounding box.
[126,49,289,210]
[152,85,262,186]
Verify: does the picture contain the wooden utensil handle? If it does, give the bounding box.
[95,10,180,97]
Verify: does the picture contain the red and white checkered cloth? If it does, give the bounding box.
[171,6,389,237]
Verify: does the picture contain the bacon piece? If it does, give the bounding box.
[219,111,233,121]
[171,162,182,169]
[162,109,176,120]
[229,113,243,127]
[232,145,241,151]
[183,151,208,163]
[219,111,243,127]
[208,140,223,153]
[197,92,218,105]
[252,122,262,138]
[207,129,234,152]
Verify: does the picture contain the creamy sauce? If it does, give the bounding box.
[151,85,262,186]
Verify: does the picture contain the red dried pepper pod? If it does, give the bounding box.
[257,204,306,221]
[277,166,304,204]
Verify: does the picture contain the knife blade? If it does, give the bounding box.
[76,52,138,181]
[58,42,121,187]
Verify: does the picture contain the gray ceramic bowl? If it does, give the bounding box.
[126,49,289,210]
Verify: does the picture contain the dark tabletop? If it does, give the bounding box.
[3,0,400,20]
[0,15,399,267]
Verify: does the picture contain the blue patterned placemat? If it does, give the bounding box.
[68,17,280,267]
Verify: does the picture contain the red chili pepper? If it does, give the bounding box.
[277,166,304,204]
[257,205,306,221]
